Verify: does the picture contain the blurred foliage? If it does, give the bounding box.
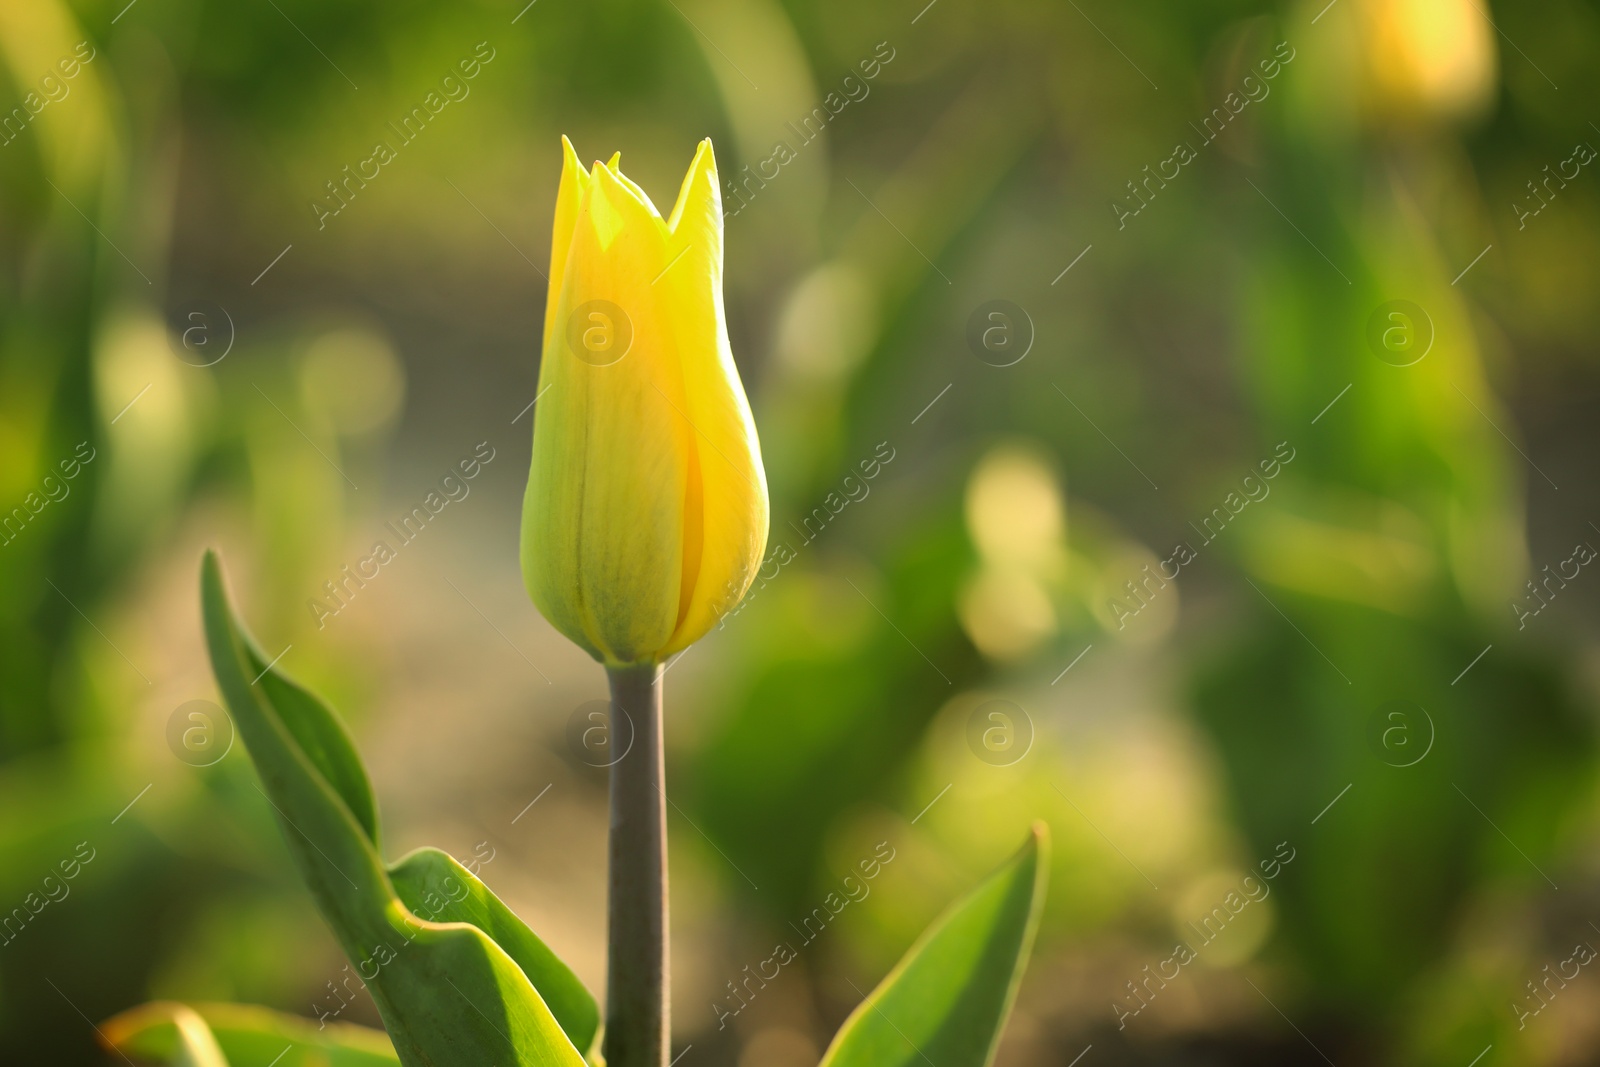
[2,0,1599,1064]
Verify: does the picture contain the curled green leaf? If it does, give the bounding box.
[201,550,597,1067]
[101,1001,399,1066]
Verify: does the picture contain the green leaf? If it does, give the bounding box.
[389,847,601,1053]
[101,1002,232,1067]
[102,1001,400,1066]
[819,824,1049,1067]
[201,550,594,1067]
[254,652,381,845]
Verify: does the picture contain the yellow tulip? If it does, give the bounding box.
[521,137,769,666]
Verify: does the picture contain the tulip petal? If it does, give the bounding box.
[657,140,769,655]
[542,136,590,355]
[605,151,666,220]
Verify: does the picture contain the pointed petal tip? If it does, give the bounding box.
[587,154,665,219]
[691,140,718,187]
[666,138,722,234]
[558,135,587,191]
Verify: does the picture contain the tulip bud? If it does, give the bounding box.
[521,137,769,665]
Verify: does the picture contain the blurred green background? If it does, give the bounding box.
[3,0,1599,1063]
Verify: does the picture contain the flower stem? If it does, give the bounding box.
[604,662,668,1067]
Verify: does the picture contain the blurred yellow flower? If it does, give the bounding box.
[1359,0,1497,119]
[521,136,769,666]
[958,445,1067,660]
